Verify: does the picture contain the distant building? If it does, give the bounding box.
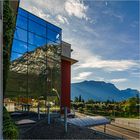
[4,98,15,112]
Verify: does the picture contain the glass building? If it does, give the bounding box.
[4,3,78,117]
[5,8,62,113]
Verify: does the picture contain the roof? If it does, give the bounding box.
[67,116,110,127]
[61,55,78,65]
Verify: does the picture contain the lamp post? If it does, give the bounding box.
[52,88,60,101]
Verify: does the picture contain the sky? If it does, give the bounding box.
[20,0,140,90]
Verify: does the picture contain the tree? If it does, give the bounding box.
[86,99,94,104]
[74,96,79,102]
[78,95,82,102]
[81,99,85,103]
[128,97,137,114]
[122,97,139,117]
[136,94,140,104]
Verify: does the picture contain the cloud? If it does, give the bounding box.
[30,6,50,20]
[20,0,92,27]
[20,0,65,15]
[130,21,139,28]
[76,58,139,72]
[83,59,137,72]
[83,26,99,37]
[71,41,139,72]
[64,0,88,20]
[110,78,127,83]
[56,15,69,24]
[102,10,124,22]
[20,2,58,25]
[131,71,140,77]
[72,72,92,80]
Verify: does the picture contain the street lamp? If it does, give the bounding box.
[52,88,60,100]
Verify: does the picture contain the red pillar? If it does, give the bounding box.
[61,59,71,113]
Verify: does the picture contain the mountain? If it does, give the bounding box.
[7,45,61,96]
[10,45,60,75]
[71,80,139,101]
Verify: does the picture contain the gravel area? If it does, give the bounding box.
[19,119,120,139]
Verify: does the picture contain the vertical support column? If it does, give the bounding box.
[47,104,50,125]
[0,1,3,139]
[61,60,71,113]
[37,102,40,120]
[104,124,106,133]
[64,107,67,133]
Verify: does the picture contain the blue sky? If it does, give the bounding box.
[20,0,140,90]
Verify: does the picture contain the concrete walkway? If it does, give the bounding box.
[114,118,140,129]
[111,121,139,132]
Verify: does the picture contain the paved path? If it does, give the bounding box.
[91,124,139,140]
[111,122,139,132]
[75,112,140,139]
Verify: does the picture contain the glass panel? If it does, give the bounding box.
[29,20,46,37]
[10,54,28,72]
[6,51,28,92]
[16,15,27,30]
[46,42,61,62]
[45,43,61,113]
[28,32,46,47]
[12,39,27,54]
[28,49,47,113]
[28,44,38,53]
[10,52,28,67]
[29,13,46,26]
[6,78,27,92]
[9,52,28,81]
[46,59,61,113]
[47,29,61,43]
[14,27,27,42]
[10,52,23,61]
[28,44,48,53]
[47,39,59,46]
[18,8,28,18]
[28,48,47,76]
[6,49,28,112]
[47,22,61,33]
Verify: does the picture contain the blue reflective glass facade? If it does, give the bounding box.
[5,8,62,113]
[14,8,61,54]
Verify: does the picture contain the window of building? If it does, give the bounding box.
[5,7,62,114]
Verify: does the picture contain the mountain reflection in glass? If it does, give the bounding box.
[5,7,61,114]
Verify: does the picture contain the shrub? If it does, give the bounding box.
[3,107,19,139]
[78,107,84,113]
[72,102,85,110]
[85,104,93,111]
